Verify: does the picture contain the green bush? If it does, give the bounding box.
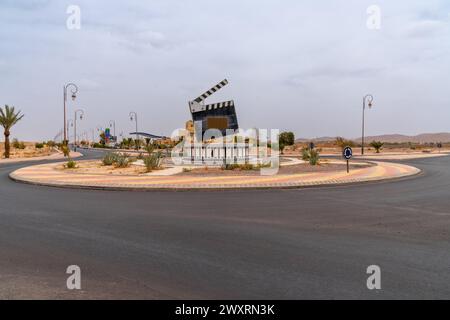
[114,153,130,168]
[335,137,355,151]
[143,152,163,172]
[370,141,384,153]
[222,163,255,171]
[93,143,105,148]
[102,152,119,166]
[46,140,56,148]
[12,138,26,149]
[302,147,320,165]
[66,160,77,169]
[35,142,44,149]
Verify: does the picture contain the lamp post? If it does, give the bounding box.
[97,126,103,142]
[63,83,79,144]
[361,94,374,155]
[129,112,139,150]
[67,119,74,145]
[74,109,84,151]
[109,120,116,143]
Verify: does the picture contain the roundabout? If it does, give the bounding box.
[8,157,420,191]
[1,149,450,299]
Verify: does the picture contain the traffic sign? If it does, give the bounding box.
[343,146,353,160]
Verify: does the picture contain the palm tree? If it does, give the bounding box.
[0,105,24,158]
[370,141,384,153]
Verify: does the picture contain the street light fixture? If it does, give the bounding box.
[129,112,139,150]
[63,83,79,144]
[74,109,84,151]
[361,94,374,155]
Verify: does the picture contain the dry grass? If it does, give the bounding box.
[0,142,54,159]
[55,160,149,175]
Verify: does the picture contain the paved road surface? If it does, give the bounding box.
[1,150,449,299]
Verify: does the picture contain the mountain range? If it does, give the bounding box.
[296,133,450,143]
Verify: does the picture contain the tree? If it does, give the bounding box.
[370,141,384,153]
[0,105,24,158]
[99,131,106,146]
[279,131,295,154]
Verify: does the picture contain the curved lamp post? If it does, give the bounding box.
[361,94,374,155]
[74,109,84,151]
[67,119,74,143]
[129,112,139,150]
[63,83,79,144]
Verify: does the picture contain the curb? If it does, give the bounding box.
[8,164,422,192]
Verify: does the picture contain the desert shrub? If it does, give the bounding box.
[35,142,44,149]
[222,163,255,171]
[65,160,77,169]
[143,152,163,172]
[335,137,355,151]
[46,140,56,148]
[182,168,192,173]
[222,163,239,170]
[12,138,26,149]
[301,148,310,161]
[302,147,320,165]
[114,153,130,168]
[102,152,118,166]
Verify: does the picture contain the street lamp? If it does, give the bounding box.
[361,94,374,155]
[109,120,116,142]
[129,112,139,150]
[67,119,74,144]
[74,109,84,151]
[63,83,79,144]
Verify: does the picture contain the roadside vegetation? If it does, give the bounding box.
[0,105,24,158]
[301,147,320,165]
[142,146,163,172]
[61,144,77,169]
[279,131,295,154]
[370,141,384,153]
[335,137,356,151]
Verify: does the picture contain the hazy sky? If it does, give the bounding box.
[0,0,449,141]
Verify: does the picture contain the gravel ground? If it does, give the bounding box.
[176,162,374,176]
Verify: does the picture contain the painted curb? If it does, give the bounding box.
[8,162,422,192]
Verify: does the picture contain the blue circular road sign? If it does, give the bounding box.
[343,147,353,160]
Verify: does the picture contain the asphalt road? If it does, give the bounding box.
[1,150,449,299]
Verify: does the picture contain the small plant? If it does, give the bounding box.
[102,152,118,165]
[222,163,255,171]
[182,167,192,173]
[370,141,384,153]
[35,142,44,149]
[12,138,26,149]
[335,137,355,151]
[46,140,56,148]
[143,152,163,172]
[114,153,130,168]
[301,147,320,165]
[66,160,77,169]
